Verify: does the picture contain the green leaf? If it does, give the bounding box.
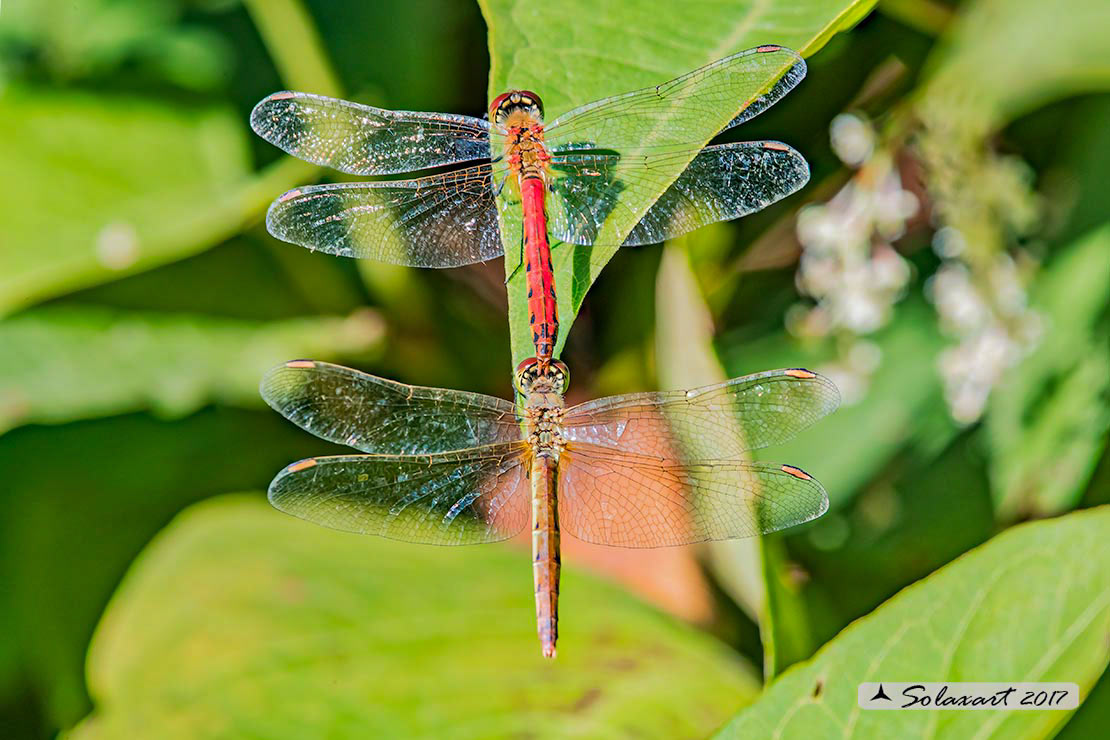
[0,305,383,433]
[920,0,1110,131]
[72,495,758,739]
[0,407,334,728]
[986,224,1110,519]
[479,0,878,365]
[716,506,1110,739]
[0,87,317,316]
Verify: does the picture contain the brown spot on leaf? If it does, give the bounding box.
[570,687,602,713]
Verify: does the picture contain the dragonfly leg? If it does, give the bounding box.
[503,229,525,285]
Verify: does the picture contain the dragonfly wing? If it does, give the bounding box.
[251,91,492,175]
[624,142,808,245]
[547,142,809,246]
[543,153,640,249]
[562,368,839,459]
[722,51,806,130]
[270,444,531,545]
[558,445,827,547]
[544,46,805,152]
[261,360,521,454]
[266,165,505,267]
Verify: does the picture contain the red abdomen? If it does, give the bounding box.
[520,176,558,364]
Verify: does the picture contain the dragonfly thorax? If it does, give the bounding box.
[506,126,550,180]
[526,406,566,459]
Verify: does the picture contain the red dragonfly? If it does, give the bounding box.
[262,359,838,657]
[251,45,809,366]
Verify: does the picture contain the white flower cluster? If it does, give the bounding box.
[915,114,1043,424]
[791,113,917,402]
[928,251,1041,424]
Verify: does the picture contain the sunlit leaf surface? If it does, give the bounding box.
[73,496,758,739]
[0,306,382,433]
[716,506,1110,739]
[0,88,316,316]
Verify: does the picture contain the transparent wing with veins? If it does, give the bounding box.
[263,363,837,549]
[250,91,494,176]
[264,165,506,267]
[547,141,809,247]
[262,360,531,545]
[543,46,806,153]
[261,360,523,455]
[541,46,807,247]
[269,447,531,545]
[556,368,839,547]
[254,46,808,265]
[558,452,828,547]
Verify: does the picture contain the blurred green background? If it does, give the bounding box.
[1,0,1108,738]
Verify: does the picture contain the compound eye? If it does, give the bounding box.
[513,357,540,394]
[488,91,512,120]
[515,89,544,119]
[550,360,570,392]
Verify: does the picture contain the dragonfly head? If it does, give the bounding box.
[514,357,569,398]
[490,90,545,127]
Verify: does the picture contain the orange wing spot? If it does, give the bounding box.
[278,189,303,202]
[756,45,782,53]
[288,458,318,473]
[784,368,816,379]
[270,91,297,100]
[781,465,812,480]
[285,360,317,369]
[764,142,791,152]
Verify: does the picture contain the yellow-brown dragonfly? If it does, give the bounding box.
[263,358,838,657]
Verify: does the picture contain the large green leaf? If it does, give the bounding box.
[986,225,1110,519]
[0,87,316,316]
[0,305,383,434]
[715,506,1110,739]
[72,496,758,739]
[479,0,877,365]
